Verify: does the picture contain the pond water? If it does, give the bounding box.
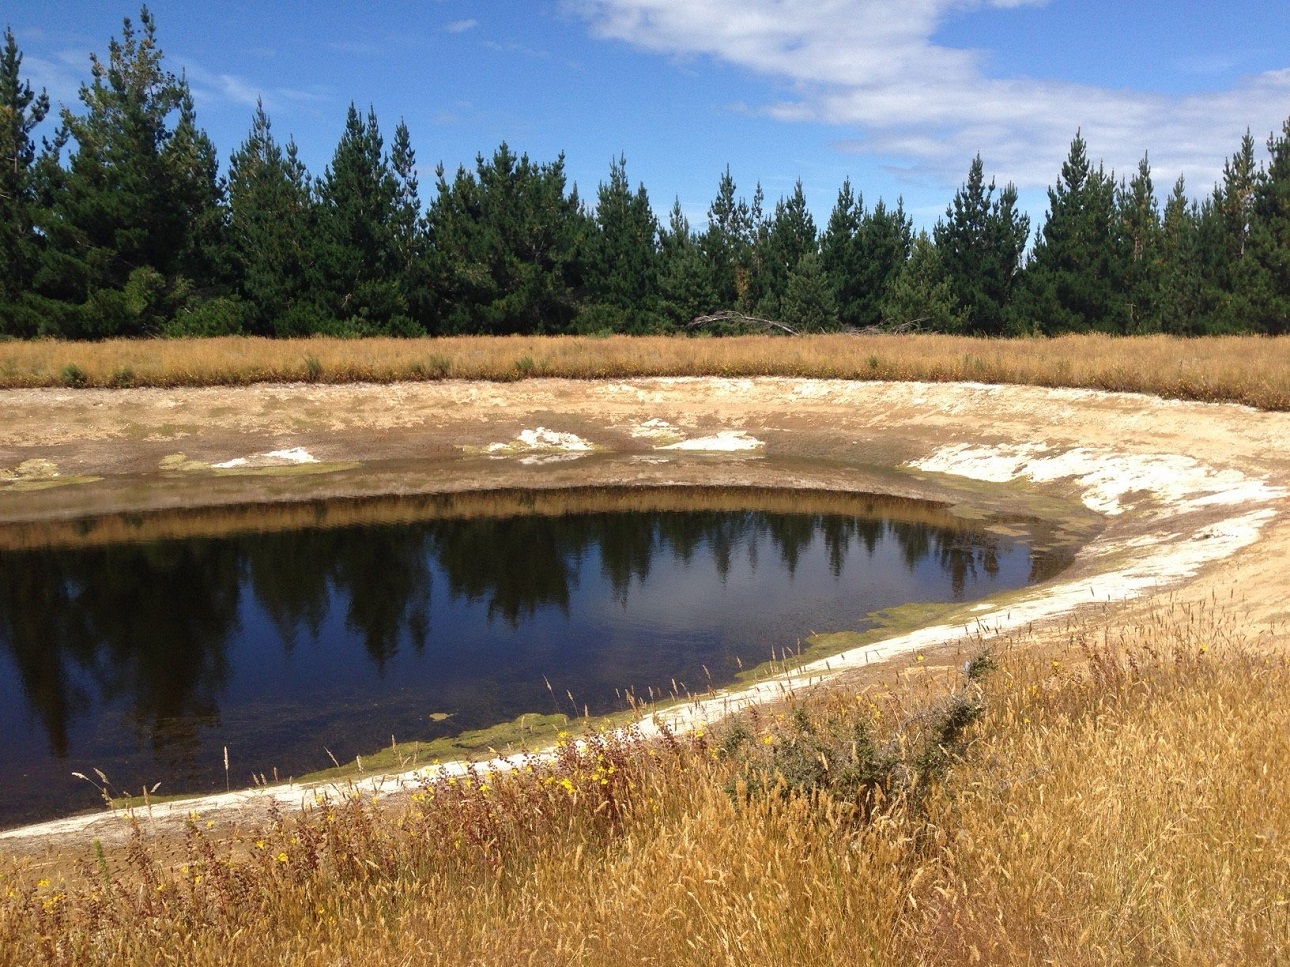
[0,487,1070,828]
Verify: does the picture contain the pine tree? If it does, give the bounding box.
[388,119,426,331]
[582,154,661,332]
[1157,176,1205,334]
[1117,153,1162,332]
[426,143,585,334]
[699,167,752,310]
[1244,117,1290,333]
[933,155,1030,335]
[657,199,710,327]
[0,27,50,334]
[880,231,965,332]
[316,104,412,333]
[850,198,912,329]
[1017,131,1126,334]
[779,251,838,332]
[1199,131,1261,332]
[31,7,226,337]
[819,179,864,327]
[227,100,318,334]
[752,180,816,321]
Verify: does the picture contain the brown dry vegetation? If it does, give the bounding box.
[3,332,1290,410]
[2,604,1287,966]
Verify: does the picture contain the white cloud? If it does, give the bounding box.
[445,19,480,34]
[182,62,265,109]
[21,51,85,110]
[567,0,1290,195]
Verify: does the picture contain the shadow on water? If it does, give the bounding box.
[0,487,1073,828]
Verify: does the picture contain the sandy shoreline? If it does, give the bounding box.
[2,377,1288,847]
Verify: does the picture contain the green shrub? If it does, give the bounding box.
[59,362,87,387]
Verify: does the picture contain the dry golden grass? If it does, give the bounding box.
[2,332,1289,410]
[4,603,1287,965]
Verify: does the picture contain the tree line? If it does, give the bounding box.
[2,9,1288,340]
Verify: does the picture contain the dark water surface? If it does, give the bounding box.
[0,487,1068,828]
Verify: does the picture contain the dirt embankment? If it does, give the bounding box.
[2,377,1288,846]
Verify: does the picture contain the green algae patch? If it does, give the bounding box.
[159,453,213,473]
[0,458,101,493]
[296,712,572,786]
[740,600,973,679]
[211,461,361,477]
[0,475,101,492]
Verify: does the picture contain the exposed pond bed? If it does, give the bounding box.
[0,486,1077,828]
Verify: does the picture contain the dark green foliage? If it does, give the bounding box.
[1156,177,1206,334]
[699,167,754,310]
[3,10,1287,343]
[819,179,864,327]
[59,362,87,387]
[933,155,1030,335]
[779,252,838,332]
[227,102,317,335]
[581,155,663,332]
[29,7,227,338]
[1244,119,1290,333]
[389,119,428,330]
[1117,154,1163,332]
[656,199,713,326]
[880,230,966,331]
[426,143,586,335]
[1197,132,1262,332]
[1018,132,1127,334]
[0,27,51,334]
[851,199,913,329]
[161,295,250,337]
[315,104,417,334]
[727,666,989,819]
[820,183,911,329]
[752,180,817,322]
[963,648,996,683]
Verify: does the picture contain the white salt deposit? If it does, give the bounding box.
[660,430,763,452]
[212,447,319,469]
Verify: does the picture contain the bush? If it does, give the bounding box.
[162,297,249,337]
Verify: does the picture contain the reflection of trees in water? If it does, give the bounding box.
[248,526,432,667]
[887,522,1005,600]
[432,518,578,625]
[331,526,431,668]
[0,540,239,777]
[0,554,92,758]
[0,506,1026,776]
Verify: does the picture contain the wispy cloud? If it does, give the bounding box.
[566,0,1290,193]
[445,19,480,34]
[482,39,550,60]
[182,62,265,109]
[19,52,84,110]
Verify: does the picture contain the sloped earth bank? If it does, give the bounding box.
[2,377,1288,848]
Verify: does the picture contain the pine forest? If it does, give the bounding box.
[3,10,1289,341]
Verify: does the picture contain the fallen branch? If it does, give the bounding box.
[687,312,800,336]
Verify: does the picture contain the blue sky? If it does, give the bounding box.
[10,1,1290,233]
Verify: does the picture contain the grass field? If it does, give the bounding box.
[2,332,1289,411]
[2,335,1288,964]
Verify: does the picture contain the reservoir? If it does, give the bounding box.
[0,486,1071,828]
